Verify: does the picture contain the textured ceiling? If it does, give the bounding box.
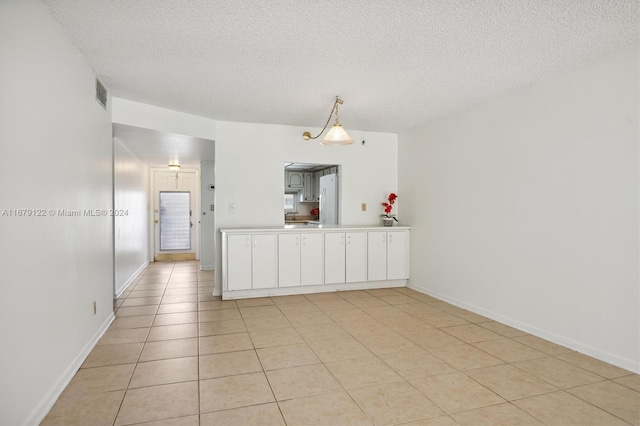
[44,0,638,133]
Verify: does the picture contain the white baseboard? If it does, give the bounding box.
[27,312,115,425]
[408,283,639,374]
[199,265,215,271]
[115,260,149,298]
[223,280,406,300]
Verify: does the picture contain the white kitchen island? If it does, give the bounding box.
[220,225,410,300]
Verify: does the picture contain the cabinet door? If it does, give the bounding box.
[286,171,304,189]
[367,231,387,281]
[387,231,407,279]
[302,173,315,201]
[346,232,367,283]
[252,234,277,289]
[278,234,300,287]
[227,234,252,290]
[301,233,323,285]
[313,171,323,201]
[324,233,345,284]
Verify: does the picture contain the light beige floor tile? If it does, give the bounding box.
[121,296,162,307]
[166,281,198,289]
[257,343,320,370]
[441,324,503,343]
[366,288,401,297]
[63,364,135,396]
[347,296,389,308]
[114,298,125,308]
[200,403,285,426]
[326,308,375,323]
[162,294,198,304]
[199,332,253,355]
[451,402,543,425]
[465,364,558,400]
[98,327,149,345]
[512,335,573,355]
[614,374,640,392]
[198,308,241,322]
[147,324,198,341]
[82,342,143,368]
[115,381,199,425]
[378,294,424,305]
[243,314,292,332]
[404,329,466,350]
[163,287,198,296]
[132,414,200,426]
[278,391,371,426]
[449,310,491,324]
[116,305,158,317]
[360,304,409,319]
[341,319,394,337]
[380,350,456,379]
[400,415,459,425]
[249,327,304,348]
[129,356,198,388]
[410,372,505,414]
[276,301,322,315]
[513,356,605,389]
[337,290,374,299]
[430,344,503,371]
[296,323,351,342]
[110,315,155,330]
[396,303,444,316]
[349,381,444,425]
[41,390,125,426]
[198,299,238,311]
[266,363,342,401]
[240,305,283,318]
[128,289,165,298]
[307,336,374,362]
[356,332,422,355]
[139,338,198,361]
[472,338,547,363]
[270,294,309,305]
[284,311,335,327]
[313,299,356,311]
[200,372,275,413]
[305,292,343,302]
[153,312,198,326]
[198,293,217,303]
[556,352,632,379]
[200,350,262,379]
[567,380,640,424]
[382,316,432,335]
[199,319,247,336]
[131,283,166,291]
[513,390,629,426]
[235,297,275,307]
[478,321,528,338]
[325,356,403,389]
[416,312,470,328]
[156,302,197,314]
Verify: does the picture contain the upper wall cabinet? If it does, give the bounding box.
[285,171,304,189]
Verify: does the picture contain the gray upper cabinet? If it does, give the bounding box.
[285,171,304,189]
[301,172,315,202]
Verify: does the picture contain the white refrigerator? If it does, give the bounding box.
[319,173,338,225]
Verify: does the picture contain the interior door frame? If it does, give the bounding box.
[149,167,201,263]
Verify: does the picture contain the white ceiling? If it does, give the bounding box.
[113,124,214,168]
[45,0,638,134]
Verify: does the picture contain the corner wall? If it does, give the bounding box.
[399,48,639,372]
[0,1,115,423]
[114,138,150,295]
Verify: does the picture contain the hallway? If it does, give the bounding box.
[42,262,639,425]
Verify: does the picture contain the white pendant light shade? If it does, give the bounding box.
[320,124,354,146]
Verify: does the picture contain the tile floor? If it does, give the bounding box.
[42,261,640,425]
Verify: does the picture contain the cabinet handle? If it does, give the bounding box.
[389,234,393,243]
[254,238,258,246]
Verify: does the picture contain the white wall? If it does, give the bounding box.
[200,161,216,269]
[0,1,115,423]
[214,121,398,294]
[399,48,639,372]
[114,138,150,295]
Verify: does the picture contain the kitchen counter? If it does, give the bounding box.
[221,225,411,233]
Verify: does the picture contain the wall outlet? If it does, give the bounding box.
[93,301,97,315]
[361,203,367,211]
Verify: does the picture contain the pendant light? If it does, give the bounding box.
[302,96,354,146]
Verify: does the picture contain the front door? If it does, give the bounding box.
[153,171,197,261]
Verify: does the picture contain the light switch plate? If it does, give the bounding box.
[361,203,366,211]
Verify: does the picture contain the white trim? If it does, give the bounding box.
[408,283,640,374]
[200,265,215,271]
[223,280,406,300]
[115,260,149,298]
[28,312,116,425]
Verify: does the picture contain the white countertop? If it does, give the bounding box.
[220,225,410,233]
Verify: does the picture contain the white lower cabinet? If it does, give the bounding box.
[346,232,367,282]
[251,234,278,289]
[301,233,323,285]
[324,233,346,284]
[227,234,252,290]
[367,230,408,280]
[278,234,301,287]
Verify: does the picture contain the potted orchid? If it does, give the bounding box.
[381,193,398,226]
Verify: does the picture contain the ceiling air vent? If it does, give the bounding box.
[95,78,107,109]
